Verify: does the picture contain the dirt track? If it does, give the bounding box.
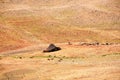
[0,43,120,80]
[0,42,119,55]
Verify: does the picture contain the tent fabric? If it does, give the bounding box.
[43,44,61,52]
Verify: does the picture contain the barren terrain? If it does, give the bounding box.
[0,0,120,52]
[0,0,120,80]
[0,43,120,80]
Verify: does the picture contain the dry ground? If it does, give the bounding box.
[0,44,120,80]
[0,0,120,52]
[0,0,120,80]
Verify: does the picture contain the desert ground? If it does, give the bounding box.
[0,0,120,80]
[0,43,120,80]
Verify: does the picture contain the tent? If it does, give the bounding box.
[43,44,61,52]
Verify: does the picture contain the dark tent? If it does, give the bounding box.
[43,44,61,53]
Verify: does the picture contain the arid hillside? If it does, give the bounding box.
[0,0,120,52]
[0,24,32,52]
[0,1,120,80]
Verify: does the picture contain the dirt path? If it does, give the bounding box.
[0,42,120,80]
[0,42,119,56]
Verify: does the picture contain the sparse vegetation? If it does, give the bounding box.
[0,0,120,80]
[12,56,24,59]
[29,56,34,59]
[1,44,120,80]
[101,53,120,57]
